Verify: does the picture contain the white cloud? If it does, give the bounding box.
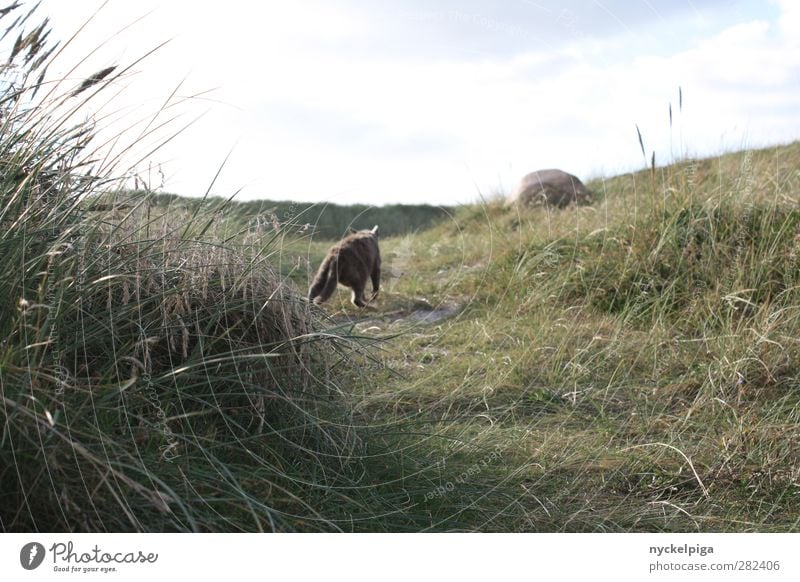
[776,0,800,42]
[31,0,800,204]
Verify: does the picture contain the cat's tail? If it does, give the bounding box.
[308,254,338,304]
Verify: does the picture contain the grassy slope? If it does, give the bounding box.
[298,141,800,531]
[117,192,454,240]
[7,2,798,533]
[13,140,799,532]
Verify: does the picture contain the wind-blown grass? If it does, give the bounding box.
[0,3,391,532]
[331,142,800,532]
[4,1,800,534]
[107,191,453,240]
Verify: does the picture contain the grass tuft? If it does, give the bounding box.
[0,2,392,532]
[3,1,800,533]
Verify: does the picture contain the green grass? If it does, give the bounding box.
[3,2,800,533]
[0,4,396,532]
[329,142,800,531]
[106,191,453,240]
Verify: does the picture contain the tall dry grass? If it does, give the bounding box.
[0,2,390,532]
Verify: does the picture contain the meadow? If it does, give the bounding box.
[2,4,800,532]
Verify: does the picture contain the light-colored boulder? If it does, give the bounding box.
[508,169,590,208]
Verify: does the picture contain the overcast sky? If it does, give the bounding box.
[32,0,800,205]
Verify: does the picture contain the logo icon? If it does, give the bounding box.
[20,542,46,570]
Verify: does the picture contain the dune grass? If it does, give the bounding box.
[107,191,453,240]
[0,3,395,532]
[329,142,800,531]
[3,1,800,533]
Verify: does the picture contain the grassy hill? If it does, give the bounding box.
[3,3,800,532]
[287,141,800,531]
[7,136,800,531]
[116,192,454,240]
